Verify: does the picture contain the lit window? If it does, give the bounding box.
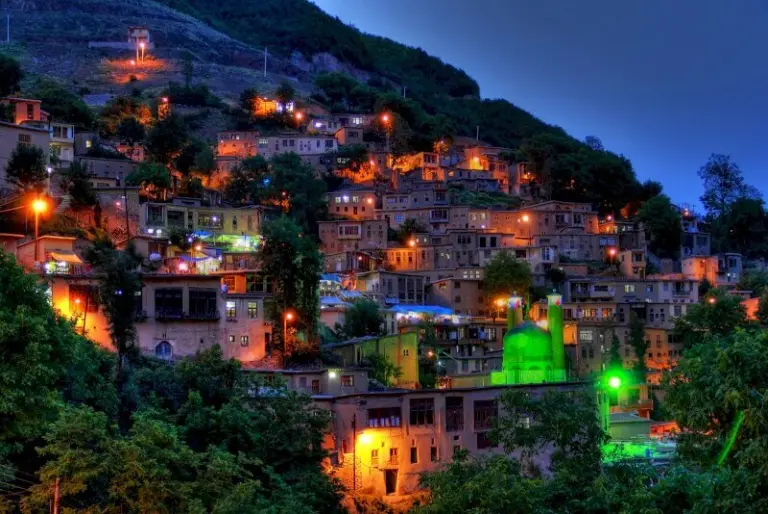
[226,301,237,318]
[240,335,249,346]
[247,302,258,319]
[624,285,636,293]
[341,375,354,387]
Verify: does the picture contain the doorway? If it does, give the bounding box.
[384,469,398,495]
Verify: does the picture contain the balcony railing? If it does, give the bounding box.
[155,308,220,321]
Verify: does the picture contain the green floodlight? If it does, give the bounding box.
[608,376,622,389]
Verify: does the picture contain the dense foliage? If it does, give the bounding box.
[0,252,341,512]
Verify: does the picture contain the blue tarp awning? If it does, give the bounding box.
[390,305,453,316]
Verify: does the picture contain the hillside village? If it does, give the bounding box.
[3,19,768,511]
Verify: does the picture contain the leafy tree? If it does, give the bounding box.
[193,145,216,177]
[757,291,768,326]
[59,160,97,208]
[337,299,385,339]
[240,87,259,111]
[584,135,603,151]
[332,144,369,171]
[698,153,761,220]
[85,239,143,430]
[674,289,747,347]
[126,163,172,200]
[713,197,768,257]
[0,54,23,96]
[174,139,211,176]
[365,353,402,387]
[396,218,427,245]
[698,278,712,297]
[608,332,623,369]
[225,155,269,205]
[5,142,47,192]
[544,267,566,291]
[0,252,87,457]
[145,114,189,165]
[26,77,95,129]
[257,153,327,235]
[628,313,647,376]
[638,194,682,259]
[738,270,768,298]
[260,216,322,358]
[483,251,532,300]
[275,81,296,104]
[116,116,146,145]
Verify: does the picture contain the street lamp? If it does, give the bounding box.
[381,113,391,150]
[139,41,146,62]
[32,198,47,261]
[283,310,295,358]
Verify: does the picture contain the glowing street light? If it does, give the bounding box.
[294,111,304,121]
[358,433,372,445]
[522,214,530,223]
[381,113,390,123]
[608,376,622,389]
[708,297,717,305]
[408,238,416,248]
[608,248,618,257]
[32,198,48,260]
[283,310,296,357]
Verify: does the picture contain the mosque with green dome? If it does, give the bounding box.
[490,294,567,385]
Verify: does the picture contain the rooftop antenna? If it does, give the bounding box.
[476,126,480,141]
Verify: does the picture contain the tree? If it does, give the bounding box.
[224,156,269,205]
[365,353,402,387]
[26,77,95,129]
[333,144,369,171]
[608,332,623,369]
[275,81,295,104]
[259,217,322,358]
[85,239,143,430]
[257,153,327,235]
[544,267,566,291]
[584,135,603,151]
[638,194,682,259]
[240,87,259,112]
[674,289,747,347]
[396,218,427,245]
[713,197,768,257]
[145,114,189,165]
[0,54,23,97]
[5,142,46,192]
[174,139,212,176]
[337,299,385,339]
[483,251,532,300]
[698,154,761,220]
[59,161,97,208]
[116,116,146,146]
[738,270,768,298]
[628,313,647,376]
[126,163,172,200]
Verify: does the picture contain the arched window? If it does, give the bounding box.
[155,341,172,360]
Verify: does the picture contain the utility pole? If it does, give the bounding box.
[476,125,480,141]
[402,86,407,98]
[352,413,357,491]
[263,47,267,78]
[123,185,130,238]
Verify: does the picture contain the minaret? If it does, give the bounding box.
[507,295,523,329]
[547,293,566,381]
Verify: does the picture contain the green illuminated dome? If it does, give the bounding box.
[492,321,555,385]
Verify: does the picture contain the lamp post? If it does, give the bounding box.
[283,310,295,360]
[46,165,53,195]
[408,238,418,270]
[381,113,391,151]
[139,41,145,62]
[32,198,47,261]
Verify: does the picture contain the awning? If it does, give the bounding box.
[49,251,83,264]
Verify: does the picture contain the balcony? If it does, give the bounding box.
[155,308,220,321]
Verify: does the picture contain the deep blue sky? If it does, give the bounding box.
[313,0,768,208]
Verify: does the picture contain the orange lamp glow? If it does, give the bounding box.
[358,433,372,445]
[295,112,304,120]
[74,298,81,305]
[427,351,434,358]
[161,97,169,103]
[381,113,390,123]
[708,297,717,305]
[522,214,530,222]
[140,42,145,49]
[285,312,295,321]
[608,248,618,257]
[366,197,374,204]
[32,199,47,213]
[408,239,416,248]
[194,244,203,252]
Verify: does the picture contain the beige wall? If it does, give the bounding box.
[0,123,51,191]
[318,219,387,254]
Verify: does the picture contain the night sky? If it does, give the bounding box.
[313,0,768,209]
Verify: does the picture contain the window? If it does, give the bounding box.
[26,103,34,120]
[247,302,258,319]
[388,448,398,465]
[240,335,249,346]
[155,341,172,360]
[410,447,418,464]
[155,288,183,317]
[18,133,31,144]
[453,445,462,456]
[410,398,435,426]
[646,285,654,293]
[225,300,237,319]
[341,375,354,387]
[311,380,320,393]
[403,348,410,357]
[476,431,496,449]
[431,446,439,462]
[368,407,402,427]
[474,400,497,430]
[232,216,238,230]
[446,397,464,431]
[624,285,636,293]
[228,335,235,343]
[371,449,379,467]
[486,327,498,341]
[579,330,593,341]
[299,377,307,388]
